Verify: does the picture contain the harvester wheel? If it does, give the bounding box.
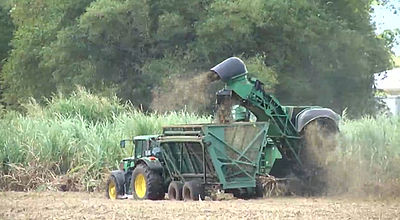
[106,175,119,200]
[182,181,205,201]
[168,181,183,200]
[231,188,252,199]
[131,164,164,200]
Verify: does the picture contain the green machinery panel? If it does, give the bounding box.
[160,140,205,181]
[204,122,269,189]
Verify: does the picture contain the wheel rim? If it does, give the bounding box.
[108,181,117,200]
[135,174,147,198]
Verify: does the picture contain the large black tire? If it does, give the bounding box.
[182,181,205,201]
[168,181,183,200]
[231,188,252,199]
[131,164,164,200]
[106,175,120,200]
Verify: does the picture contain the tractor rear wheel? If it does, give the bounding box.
[168,181,183,200]
[182,181,205,201]
[131,164,164,200]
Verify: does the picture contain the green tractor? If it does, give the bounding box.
[106,57,340,200]
[106,135,165,200]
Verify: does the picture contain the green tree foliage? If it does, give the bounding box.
[44,0,156,106]
[1,0,95,105]
[197,0,391,116]
[41,0,209,108]
[0,1,14,68]
[0,0,393,116]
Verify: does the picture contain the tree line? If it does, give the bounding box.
[0,0,396,117]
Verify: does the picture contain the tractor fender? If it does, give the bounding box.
[135,157,163,174]
[295,108,340,132]
[110,170,126,194]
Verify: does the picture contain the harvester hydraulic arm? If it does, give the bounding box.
[228,74,303,165]
[210,57,304,168]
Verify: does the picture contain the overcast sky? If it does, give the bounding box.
[371,1,400,55]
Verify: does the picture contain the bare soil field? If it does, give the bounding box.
[0,192,399,220]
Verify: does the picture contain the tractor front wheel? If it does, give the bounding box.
[131,164,164,200]
[106,175,119,200]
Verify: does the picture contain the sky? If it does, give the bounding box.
[371,1,400,55]
[372,1,400,94]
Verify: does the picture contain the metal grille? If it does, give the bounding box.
[206,123,268,188]
[224,124,263,162]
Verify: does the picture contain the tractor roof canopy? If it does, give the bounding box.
[133,135,159,141]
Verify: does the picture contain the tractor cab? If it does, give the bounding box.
[120,135,160,159]
[132,135,160,159]
[118,135,160,172]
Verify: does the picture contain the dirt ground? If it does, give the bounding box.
[0,192,399,220]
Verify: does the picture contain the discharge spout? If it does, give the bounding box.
[210,57,248,82]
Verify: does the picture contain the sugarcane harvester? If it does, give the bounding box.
[106,57,340,200]
[210,57,339,176]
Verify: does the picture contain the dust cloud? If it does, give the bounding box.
[299,121,400,198]
[151,72,221,114]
